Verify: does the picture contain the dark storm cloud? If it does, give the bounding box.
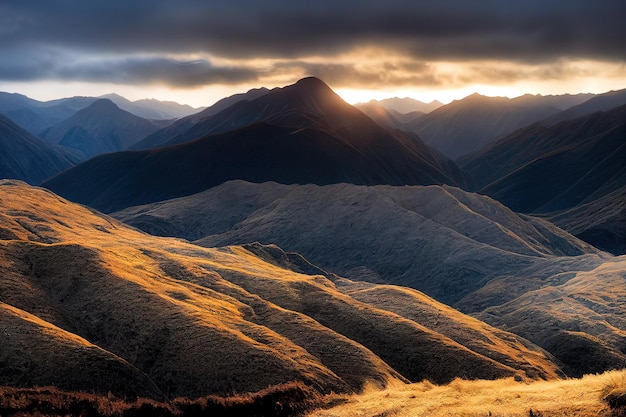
[0,51,259,86]
[1,0,624,85]
[278,61,442,87]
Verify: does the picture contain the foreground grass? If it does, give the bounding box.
[0,381,322,417]
[1,371,624,417]
[308,369,626,417]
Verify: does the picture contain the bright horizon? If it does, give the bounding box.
[2,75,624,109]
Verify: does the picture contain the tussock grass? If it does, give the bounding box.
[0,381,322,416]
[308,369,626,417]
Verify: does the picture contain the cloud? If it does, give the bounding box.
[0,52,259,86]
[3,1,625,61]
[1,1,625,89]
[274,61,442,88]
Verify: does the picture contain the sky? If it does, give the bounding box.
[1,0,625,107]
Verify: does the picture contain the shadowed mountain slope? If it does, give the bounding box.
[113,180,624,375]
[129,77,456,189]
[541,88,626,126]
[40,99,164,160]
[0,181,564,399]
[353,101,406,129]
[131,87,271,150]
[547,185,626,255]
[43,79,467,213]
[404,93,563,159]
[463,104,626,254]
[0,114,76,184]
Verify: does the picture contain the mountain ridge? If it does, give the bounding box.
[42,78,469,212]
[0,113,76,184]
[112,179,624,375]
[40,99,165,160]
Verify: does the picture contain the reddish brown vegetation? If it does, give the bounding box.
[0,382,322,417]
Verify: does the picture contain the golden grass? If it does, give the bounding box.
[308,369,626,417]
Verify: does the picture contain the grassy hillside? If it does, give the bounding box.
[307,369,626,417]
[0,180,562,400]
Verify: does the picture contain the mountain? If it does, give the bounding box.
[404,93,563,159]
[462,104,626,254]
[372,97,443,114]
[546,185,626,255]
[541,88,626,126]
[0,114,76,184]
[132,87,271,150]
[113,180,603,307]
[132,78,441,150]
[520,92,595,111]
[0,92,97,134]
[111,180,623,374]
[40,99,166,160]
[353,101,405,129]
[0,181,563,399]
[43,78,468,212]
[99,93,202,119]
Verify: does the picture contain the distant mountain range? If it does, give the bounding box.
[43,78,468,212]
[358,92,597,160]
[40,99,167,160]
[0,92,98,136]
[359,97,444,114]
[99,93,203,120]
[403,93,564,159]
[0,91,203,136]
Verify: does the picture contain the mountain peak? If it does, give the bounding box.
[287,77,338,97]
[294,76,329,88]
[86,98,121,112]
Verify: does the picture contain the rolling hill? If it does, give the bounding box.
[477,257,626,376]
[42,78,468,213]
[113,180,605,307]
[40,99,166,160]
[112,180,626,374]
[0,114,76,184]
[0,180,564,399]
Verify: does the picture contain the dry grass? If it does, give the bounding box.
[0,180,570,400]
[0,381,322,416]
[308,369,626,417]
